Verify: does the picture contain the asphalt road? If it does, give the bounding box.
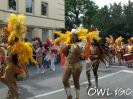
[0,61,133,99]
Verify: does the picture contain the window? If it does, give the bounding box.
[8,0,16,11]
[26,0,34,13]
[26,27,33,41]
[42,28,48,41]
[41,2,48,16]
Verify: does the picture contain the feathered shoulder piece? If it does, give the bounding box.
[10,41,35,64]
[53,31,71,44]
[53,27,101,59]
[5,13,35,64]
[53,28,101,45]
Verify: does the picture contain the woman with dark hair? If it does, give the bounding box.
[86,40,109,91]
[85,25,109,91]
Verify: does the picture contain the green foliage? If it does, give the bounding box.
[65,0,133,40]
[65,0,98,28]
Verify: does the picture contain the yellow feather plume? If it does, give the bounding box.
[53,29,101,44]
[76,28,88,39]
[105,37,110,43]
[53,31,70,44]
[6,13,35,65]
[10,41,35,64]
[7,13,17,25]
[115,36,124,43]
[24,42,35,63]
[105,35,114,44]
[87,31,101,41]
[7,13,26,43]
[8,31,16,43]
[17,14,25,24]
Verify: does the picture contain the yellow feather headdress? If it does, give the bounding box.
[87,31,101,41]
[105,37,110,43]
[105,35,114,44]
[53,31,71,44]
[6,13,35,64]
[7,13,27,43]
[53,28,101,44]
[115,36,124,43]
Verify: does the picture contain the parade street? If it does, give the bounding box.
[0,0,133,99]
[0,62,133,99]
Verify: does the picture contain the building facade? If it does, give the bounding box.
[0,0,65,41]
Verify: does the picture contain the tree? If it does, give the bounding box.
[65,0,98,28]
[82,1,98,27]
[65,0,133,40]
[109,2,124,37]
[92,5,110,38]
[123,0,133,37]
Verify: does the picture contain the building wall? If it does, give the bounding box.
[0,0,65,41]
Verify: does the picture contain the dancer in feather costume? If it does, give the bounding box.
[53,26,101,99]
[0,13,35,99]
